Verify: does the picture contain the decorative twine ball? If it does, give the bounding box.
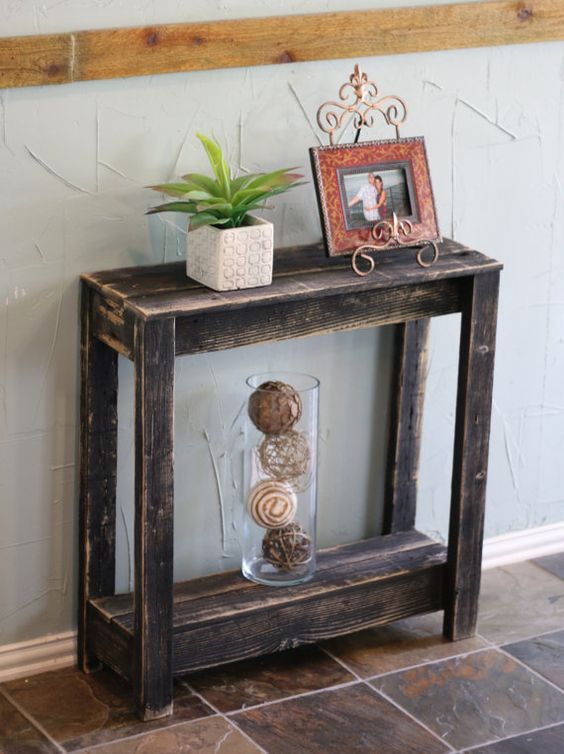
[259,430,311,487]
[248,381,302,435]
[262,522,313,570]
[247,480,297,529]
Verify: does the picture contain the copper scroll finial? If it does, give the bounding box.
[316,64,408,145]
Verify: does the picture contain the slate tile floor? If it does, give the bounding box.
[1,554,564,753]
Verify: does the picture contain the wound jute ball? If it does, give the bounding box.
[258,430,311,487]
[248,380,302,435]
[247,480,297,529]
[262,522,313,570]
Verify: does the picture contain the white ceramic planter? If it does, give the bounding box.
[186,215,274,292]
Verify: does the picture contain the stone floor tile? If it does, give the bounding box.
[77,716,261,753]
[323,612,489,678]
[533,551,564,581]
[187,645,354,712]
[1,667,212,751]
[466,722,564,753]
[0,692,58,753]
[504,630,564,689]
[233,683,449,754]
[478,562,564,644]
[373,648,564,750]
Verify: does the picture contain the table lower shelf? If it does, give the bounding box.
[87,530,447,680]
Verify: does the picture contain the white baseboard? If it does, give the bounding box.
[0,631,76,683]
[0,523,562,683]
[482,520,564,570]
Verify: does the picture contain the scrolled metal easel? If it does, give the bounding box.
[316,64,439,277]
[351,212,440,276]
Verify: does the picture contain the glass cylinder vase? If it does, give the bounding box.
[242,372,319,586]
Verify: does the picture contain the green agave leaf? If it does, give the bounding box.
[242,168,303,191]
[230,173,261,193]
[196,201,233,217]
[180,173,222,196]
[146,201,199,215]
[149,181,208,198]
[180,189,218,201]
[189,212,231,230]
[231,187,273,206]
[196,133,231,199]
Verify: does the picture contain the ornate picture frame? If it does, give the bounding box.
[310,137,440,258]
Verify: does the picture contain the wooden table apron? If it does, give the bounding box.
[77,239,501,720]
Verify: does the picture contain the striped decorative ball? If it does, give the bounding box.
[247,480,297,529]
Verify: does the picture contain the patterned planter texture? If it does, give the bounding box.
[186,215,274,292]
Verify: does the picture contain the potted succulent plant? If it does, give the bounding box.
[147,133,304,292]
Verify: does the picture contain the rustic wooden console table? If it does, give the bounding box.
[78,239,501,720]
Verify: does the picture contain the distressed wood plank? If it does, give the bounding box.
[443,271,500,640]
[91,531,439,623]
[1,2,563,89]
[91,290,134,359]
[81,241,501,323]
[174,279,460,355]
[78,283,118,672]
[88,532,446,675]
[87,602,134,683]
[0,33,71,88]
[133,317,175,720]
[170,567,445,673]
[383,319,430,533]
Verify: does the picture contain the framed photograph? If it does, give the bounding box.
[309,137,440,257]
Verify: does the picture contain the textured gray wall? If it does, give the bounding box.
[0,1,563,645]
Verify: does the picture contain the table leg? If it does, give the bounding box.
[133,317,175,720]
[383,319,430,534]
[444,271,500,640]
[78,283,118,672]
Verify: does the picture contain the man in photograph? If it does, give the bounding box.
[348,172,387,222]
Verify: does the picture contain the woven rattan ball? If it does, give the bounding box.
[262,522,312,570]
[258,430,311,487]
[248,380,302,435]
[247,480,297,529]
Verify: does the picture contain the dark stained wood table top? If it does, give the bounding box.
[81,239,502,321]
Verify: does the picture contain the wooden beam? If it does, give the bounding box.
[0,1,563,90]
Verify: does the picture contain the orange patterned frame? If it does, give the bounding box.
[310,137,440,257]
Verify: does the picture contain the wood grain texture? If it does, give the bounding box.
[174,279,459,356]
[444,271,500,640]
[133,317,175,720]
[92,530,435,623]
[88,532,447,675]
[87,602,134,683]
[82,241,500,360]
[81,240,501,320]
[78,283,118,673]
[1,1,563,89]
[80,239,501,717]
[383,319,430,534]
[0,32,71,88]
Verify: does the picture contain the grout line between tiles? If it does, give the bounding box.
[180,680,269,754]
[474,631,497,647]
[0,685,65,753]
[363,645,495,683]
[458,718,564,752]
[374,685,456,752]
[223,677,361,716]
[494,624,564,647]
[319,645,363,680]
[70,711,216,753]
[496,645,564,696]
